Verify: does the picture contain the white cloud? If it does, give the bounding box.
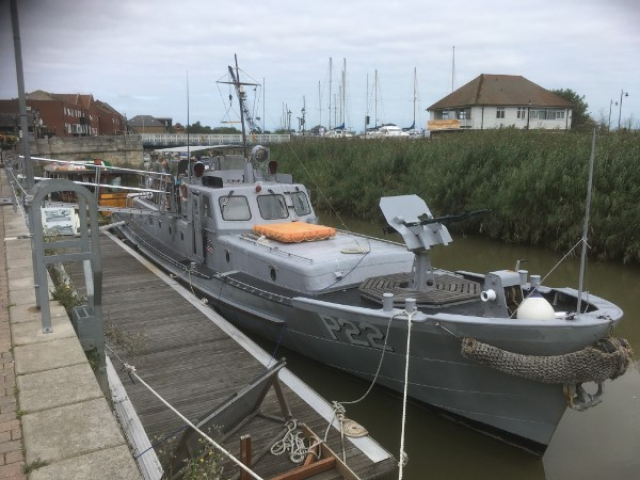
[1,0,638,130]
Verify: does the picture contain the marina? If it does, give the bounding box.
[107,62,631,455]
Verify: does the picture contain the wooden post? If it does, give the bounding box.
[239,434,252,480]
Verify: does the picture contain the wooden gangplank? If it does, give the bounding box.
[65,236,396,480]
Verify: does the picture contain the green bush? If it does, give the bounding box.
[274,130,640,263]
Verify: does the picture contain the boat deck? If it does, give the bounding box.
[359,272,481,307]
[65,235,396,480]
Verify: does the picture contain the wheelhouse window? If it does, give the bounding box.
[257,194,288,220]
[290,191,311,216]
[219,195,251,221]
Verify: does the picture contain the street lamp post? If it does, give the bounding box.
[618,90,629,130]
[608,99,618,131]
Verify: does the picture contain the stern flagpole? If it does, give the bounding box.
[576,129,597,317]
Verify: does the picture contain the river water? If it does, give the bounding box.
[267,214,640,480]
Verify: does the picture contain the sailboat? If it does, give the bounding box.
[324,58,354,138]
[112,59,631,455]
[402,67,422,137]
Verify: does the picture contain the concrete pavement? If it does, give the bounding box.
[0,165,142,479]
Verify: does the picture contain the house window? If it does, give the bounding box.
[555,110,565,119]
[496,108,505,119]
[517,108,527,119]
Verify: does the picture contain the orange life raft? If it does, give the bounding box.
[253,222,336,243]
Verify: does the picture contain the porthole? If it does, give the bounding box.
[270,267,277,281]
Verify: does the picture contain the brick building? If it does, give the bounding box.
[0,90,126,138]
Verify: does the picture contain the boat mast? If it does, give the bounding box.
[452,45,456,92]
[413,67,417,129]
[375,70,378,128]
[233,54,248,158]
[318,80,322,129]
[576,130,597,317]
[328,57,332,130]
[187,70,190,173]
[342,58,346,127]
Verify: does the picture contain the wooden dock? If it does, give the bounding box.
[65,234,396,480]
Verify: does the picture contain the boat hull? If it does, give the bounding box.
[113,214,622,454]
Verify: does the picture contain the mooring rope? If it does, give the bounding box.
[398,309,415,480]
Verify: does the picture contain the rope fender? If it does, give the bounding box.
[461,336,633,385]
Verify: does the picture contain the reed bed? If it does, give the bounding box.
[271,130,640,264]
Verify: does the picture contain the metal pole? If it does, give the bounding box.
[577,129,597,317]
[618,90,628,129]
[10,0,34,189]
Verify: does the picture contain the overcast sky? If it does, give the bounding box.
[1,0,639,132]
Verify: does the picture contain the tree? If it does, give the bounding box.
[551,88,596,131]
[185,121,212,134]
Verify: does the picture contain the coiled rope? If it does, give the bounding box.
[270,419,321,464]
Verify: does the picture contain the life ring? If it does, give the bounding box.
[179,183,188,200]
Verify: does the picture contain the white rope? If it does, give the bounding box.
[270,419,319,464]
[122,364,264,480]
[324,312,399,462]
[398,309,415,480]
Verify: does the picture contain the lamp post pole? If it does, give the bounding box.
[608,100,617,131]
[618,90,629,130]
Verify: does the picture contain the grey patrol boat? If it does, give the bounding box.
[113,59,631,455]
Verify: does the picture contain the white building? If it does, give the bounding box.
[427,74,573,132]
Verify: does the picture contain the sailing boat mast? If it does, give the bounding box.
[413,67,417,129]
[328,57,332,130]
[374,69,378,128]
[342,58,346,127]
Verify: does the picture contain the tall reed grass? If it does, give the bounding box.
[272,130,640,264]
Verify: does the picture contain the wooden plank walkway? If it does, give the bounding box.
[65,235,396,480]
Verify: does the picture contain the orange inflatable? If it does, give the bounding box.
[253,222,336,243]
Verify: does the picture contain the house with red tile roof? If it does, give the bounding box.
[427,74,573,132]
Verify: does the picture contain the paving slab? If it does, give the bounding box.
[8,286,38,307]
[14,336,87,375]
[22,398,126,465]
[28,445,142,480]
[4,239,33,257]
[17,363,103,413]
[7,273,35,289]
[9,302,67,325]
[6,254,35,271]
[12,316,75,346]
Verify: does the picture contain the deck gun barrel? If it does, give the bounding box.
[383,208,491,235]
